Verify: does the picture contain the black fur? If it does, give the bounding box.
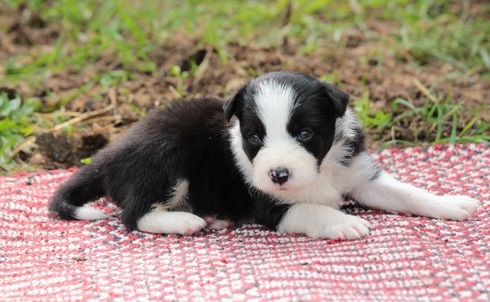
[338,124,366,167]
[50,98,287,230]
[225,71,349,166]
[50,71,367,233]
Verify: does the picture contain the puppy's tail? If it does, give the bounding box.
[49,166,108,220]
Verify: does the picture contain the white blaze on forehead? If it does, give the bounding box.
[254,81,296,143]
[232,79,321,196]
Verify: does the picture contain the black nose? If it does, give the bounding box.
[269,167,290,185]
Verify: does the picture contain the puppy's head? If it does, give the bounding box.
[225,71,348,194]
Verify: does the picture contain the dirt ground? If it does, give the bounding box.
[1,5,489,170]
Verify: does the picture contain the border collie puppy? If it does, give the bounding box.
[49,71,480,239]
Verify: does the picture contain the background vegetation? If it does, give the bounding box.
[1,0,489,173]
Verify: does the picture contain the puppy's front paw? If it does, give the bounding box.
[277,204,372,240]
[324,215,372,240]
[436,195,481,221]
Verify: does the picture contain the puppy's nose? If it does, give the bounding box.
[269,167,290,185]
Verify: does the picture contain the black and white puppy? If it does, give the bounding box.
[49,71,480,239]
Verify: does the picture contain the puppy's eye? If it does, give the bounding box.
[297,129,313,141]
[247,133,262,145]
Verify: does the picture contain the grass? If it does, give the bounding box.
[353,91,393,130]
[390,91,490,146]
[395,1,490,75]
[353,84,490,148]
[4,0,489,81]
[0,93,41,167]
[1,0,489,170]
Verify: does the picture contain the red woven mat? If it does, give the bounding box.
[1,144,489,301]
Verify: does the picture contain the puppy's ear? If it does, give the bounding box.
[223,98,237,122]
[224,86,246,122]
[323,83,349,117]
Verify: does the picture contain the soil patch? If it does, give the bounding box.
[1,6,488,170]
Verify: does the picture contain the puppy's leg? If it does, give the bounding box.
[204,216,234,230]
[277,204,372,240]
[350,171,481,220]
[122,178,207,235]
[137,204,206,235]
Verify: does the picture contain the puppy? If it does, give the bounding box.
[49,71,480,239]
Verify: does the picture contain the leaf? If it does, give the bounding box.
[80,157,92,165]
[0,119,15,132]
[392,98,416,111]
[8,98,21,111]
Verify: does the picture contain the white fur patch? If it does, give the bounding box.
[252,141,318,193]
[137,209,206,235]
[251,81,320,195]
[334,109,359,140]
[277,203,371,239]
[74,206,108,220]
[230,122,254,185]
[136,178,204,235]
[254,81,295,145]
[167,179,190,210]
[350,172,481,220]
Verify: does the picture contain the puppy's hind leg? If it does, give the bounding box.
[136,205,206,235]
[350,171,481,220]
[125,178,206,235]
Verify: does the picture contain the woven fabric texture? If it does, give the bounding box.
[1,144,489,301]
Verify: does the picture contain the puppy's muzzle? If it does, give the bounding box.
[269,167,290,185]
